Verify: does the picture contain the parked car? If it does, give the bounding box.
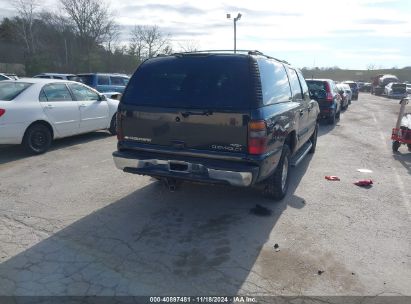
[343,81,359,100]
[33,73,79,81]
[77,73,129,93]
[336,83,350,110]
[384,82,407,99]
[306,79,341,124]
[406,84,411,94]
[0,73,12,81]
[113,50,320,200]
[3,73,18,80]
[341,83,352,102]
[0,78,118,154]
[362,82,372,92]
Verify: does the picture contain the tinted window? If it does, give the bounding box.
[0,82,32,101]
[67,75,80,81]
[97,75,109,85]
[122,56,252,109]
[306,81,327,91]
[53,76,64,80]
[39,90,47,101]
[257,59,291,105]
[78,75,94,86]
[42,83,73,101]
[36,75,51,79]
[110,76,128,86]
[296,70,310,100]
[345,82,358,90]
[69,83,99,101]
[0,75,8,80]
[287,68,303,100]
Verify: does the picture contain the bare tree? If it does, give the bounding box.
[59,0,114,70]
[177,39,200,52]
[129,25,146,62]
[12,0,39,55]
[366,63,376,70]
[103,22,120,54]
[129,25,172,61]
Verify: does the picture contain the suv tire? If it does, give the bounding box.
[23,124,52,154]
[108,114,117,135]
[309,123,318,154]
[263,145,291,200]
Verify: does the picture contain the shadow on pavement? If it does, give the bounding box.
[0,131,112,165]
[318,120,341,137]
[393,151,411,175]
[0,154,312,295]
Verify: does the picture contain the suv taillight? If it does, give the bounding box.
[116,112,124,141]
[248,120,267,155]
[325,82,333,101]
[0,109,5,117]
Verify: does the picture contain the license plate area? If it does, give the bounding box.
[169,161,190,173]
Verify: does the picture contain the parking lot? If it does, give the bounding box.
[0,93,410,296]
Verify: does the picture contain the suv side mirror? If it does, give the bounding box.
[99,94,107,101]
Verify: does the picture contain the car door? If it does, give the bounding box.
[40,83,80,137]
[287,67,309,149]
[296,70,317,137]
[68,82,109,133]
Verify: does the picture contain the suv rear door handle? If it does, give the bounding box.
[79,104,87,108]
[45,104,54,109]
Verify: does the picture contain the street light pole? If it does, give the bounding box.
[227,13,242,53]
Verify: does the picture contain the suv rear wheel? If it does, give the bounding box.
[309,123,318,153]
[263,145,291,200]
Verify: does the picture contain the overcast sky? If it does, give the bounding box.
[1,0,411,69]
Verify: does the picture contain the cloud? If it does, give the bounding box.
[223,5,302,17]
[356,18,406,25]
[120,3,205,16]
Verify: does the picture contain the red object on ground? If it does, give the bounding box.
[325,176,340,181]
[354,179,373,187]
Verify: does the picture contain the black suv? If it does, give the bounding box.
[113,51,319,200]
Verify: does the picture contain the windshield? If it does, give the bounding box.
[122,56,252,109]
[0,82,32,100]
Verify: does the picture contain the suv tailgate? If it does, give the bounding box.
[118,55,254,156]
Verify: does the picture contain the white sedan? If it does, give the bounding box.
[0,78,119,154]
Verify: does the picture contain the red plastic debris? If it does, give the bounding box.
[325,176,340,181]
[354,179,373,187]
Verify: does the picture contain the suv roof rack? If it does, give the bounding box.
[169,50,290,65]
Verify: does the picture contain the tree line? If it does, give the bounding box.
[0,0,189,75]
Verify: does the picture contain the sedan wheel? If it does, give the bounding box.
[23,124,52,154]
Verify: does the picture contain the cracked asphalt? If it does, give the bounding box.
[0,93,410,296]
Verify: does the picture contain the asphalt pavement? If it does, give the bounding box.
[0,93,410,296]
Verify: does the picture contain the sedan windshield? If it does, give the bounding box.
[0,82,32,101]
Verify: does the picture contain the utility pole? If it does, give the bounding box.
[227,13,242,53]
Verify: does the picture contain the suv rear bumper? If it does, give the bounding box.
[113,150,259,187]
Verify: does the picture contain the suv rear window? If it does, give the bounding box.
[122,56,252,109]
[306,80,327,91]
[0,82,32,101]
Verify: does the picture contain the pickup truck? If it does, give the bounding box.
[113,51,319,200]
